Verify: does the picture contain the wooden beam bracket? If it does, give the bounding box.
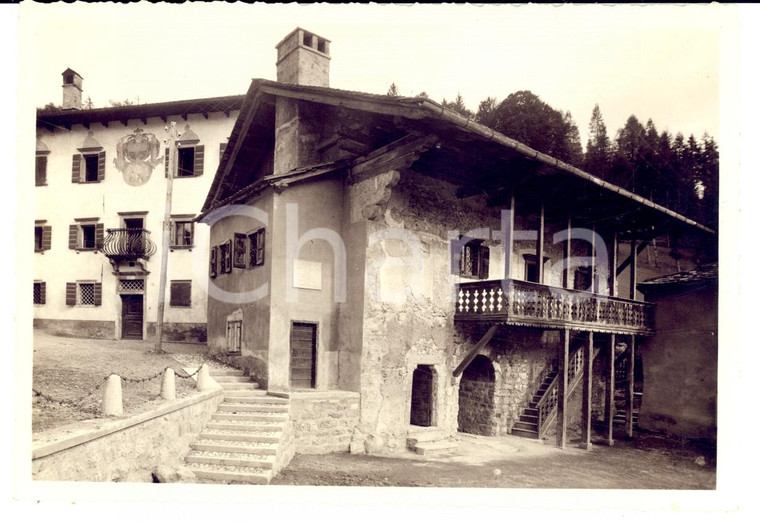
[452,325,499,378]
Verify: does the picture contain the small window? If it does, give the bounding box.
[36,156,47,186]
[226,320,242,354]
[34,226,43,251]
[171,219,194,248]
[33,282,45,305]
[84,154,99,182]
[72,151,105,183]
[79,283,95,305]
[219,240,232,274]
[249,228,265,267]
[233,233,247,268]
[209,246,218,278]
[170,280,192,307]
[81,224,96,249]
[524,254,549,284]
[166,144,204,178]
[177,147,195,177]
[459,241,489,279]
[573,266,593,292]
[69,221,103,251]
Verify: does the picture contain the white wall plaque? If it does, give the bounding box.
[293,259,322,290]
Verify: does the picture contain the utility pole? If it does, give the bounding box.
[154,122,180,353]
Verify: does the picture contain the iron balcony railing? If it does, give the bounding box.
[455,279,654,334]
[100,228,157,262]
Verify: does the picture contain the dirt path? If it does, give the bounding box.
[272,432,715,489]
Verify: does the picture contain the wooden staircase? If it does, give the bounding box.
[511,368,558,439]
[184,368,290,485]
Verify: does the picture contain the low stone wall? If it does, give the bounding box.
[33,319,115,339]
[283,391,361,455]
[146,322,207,343]
[32,387,223,482]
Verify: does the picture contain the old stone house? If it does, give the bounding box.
[199,28,717,454]
[34,71,242,341]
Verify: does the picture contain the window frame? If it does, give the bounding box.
[72,149,105,184]
[70,219,103,252]
[459,240,490,280]
[33,281,45,306]
[166,143,205,178]
[77,282,96,307]
[226,320,242,354]
[248,228,265,268]
[170,216,195,249]
[35,154,48,186]
[169,280,192,307]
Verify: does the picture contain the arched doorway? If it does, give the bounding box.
[457,354,495,435]
[410,365,435,427]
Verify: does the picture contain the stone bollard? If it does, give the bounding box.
[102,374,123,417]
[196,363,210,391]
[161,368,176,400]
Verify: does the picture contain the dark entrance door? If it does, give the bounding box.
[410,365,434,427]
[290,322,316,388]
[122,294,143,339]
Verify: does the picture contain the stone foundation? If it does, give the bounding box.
[146,322,207,343]
[33,319,115,339]
[285,391,360,454]
[32,388,223,482]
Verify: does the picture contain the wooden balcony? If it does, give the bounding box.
[455,279,654,335]
[101,228,157,263]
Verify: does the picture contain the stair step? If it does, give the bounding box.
[187,465,272,485]
[218,382,260,390]
[218,403,288,413]
[406,428,450,446]
[222,394,289,404]
[191,441,278,455]
[209,369,246,377]
[511,427,540,440]
[413,440,458,455]
[519,413,539,422]
[213,412,288,421]
[202,430,282,443]
[213,376,253,383]
[186,452,275,469]
[512,420,538,431]
[206,421,284,432]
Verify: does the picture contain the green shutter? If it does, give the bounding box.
[194,145,204,176]
[95,223,104,249]
[65,282,76,306]
[97,150,106,181]
[42,226,52,251]
[71,154,81,183]
[93,282,102,306]
[68,224,78,249]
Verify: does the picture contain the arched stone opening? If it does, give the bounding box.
[410,365,436,427]
[457,354,496,435]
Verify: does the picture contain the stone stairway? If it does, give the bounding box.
[510,368,558,440]
[184,368,290,485]
[406,426,458,455]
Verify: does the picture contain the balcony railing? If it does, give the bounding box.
[455,279,654,334]
[101,228,157,262]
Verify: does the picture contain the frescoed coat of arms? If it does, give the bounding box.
[113,129,163,186]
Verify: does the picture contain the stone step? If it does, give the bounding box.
[214,376,253,383]
[511,427,540,440]
[514,419,538,430]
[201,430,282,443]
[187,464,272,485]
[212,412,288,422]
[218,382,260,390]
[222,394,289,405]
[206,421,284,432]
[413,440,458,456]
[406,428,450,447]
[186,451,276,469]
[218,403,288,413]
[209,368,246,377]
[191,441,278,455]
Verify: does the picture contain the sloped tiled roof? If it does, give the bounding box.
[638,263,718,287]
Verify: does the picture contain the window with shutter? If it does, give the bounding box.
[71,154,81,183]
[33,282,46,305]
[170,280,192,307]
[34,226,44,252]
[233,233,246,268]
[219,240,232,274]
[36,156,48,186]
[177,147,195,177]
[210,246,218,278]
[170,217,194,248]
[42,226,52,251]
[65,282,77,306]
[458,241,489,279]
[193,145,204,176]
[249,228,265,267]
[70,220,101,250]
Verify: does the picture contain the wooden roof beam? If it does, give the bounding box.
[349,134,438,184]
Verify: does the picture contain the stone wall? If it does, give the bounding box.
[145,322,207,343]
[32,388,223,482]
[33,318,114,339]
[458,381,495,436]
[286,391,360,454]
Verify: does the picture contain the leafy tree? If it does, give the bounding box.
[386,82,399,96]
[109,98,135,107]
[83,96,94,110]
[584,104,612,181]
[475,96,499,129]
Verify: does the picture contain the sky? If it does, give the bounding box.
[18,3,732,148]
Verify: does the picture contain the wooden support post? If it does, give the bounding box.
[563,211,572,289]
[502,192,515,280]
[536,200,545,284]
[609,230,618,297]
[590,224,597,293]
[557,328,570,449]
[580,331,594,449]
[605,333,616,446]
[629,237,638,301]
[626,335,636,438]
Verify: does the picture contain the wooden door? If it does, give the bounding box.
[122,294,143,339]
[290,322,316,388]
[410,365,434,427]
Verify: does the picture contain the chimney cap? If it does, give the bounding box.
[275,27,331,49]
[62,68,83,81]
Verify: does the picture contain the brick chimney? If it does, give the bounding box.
[275,28,330,87]
[62,68,83,110]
